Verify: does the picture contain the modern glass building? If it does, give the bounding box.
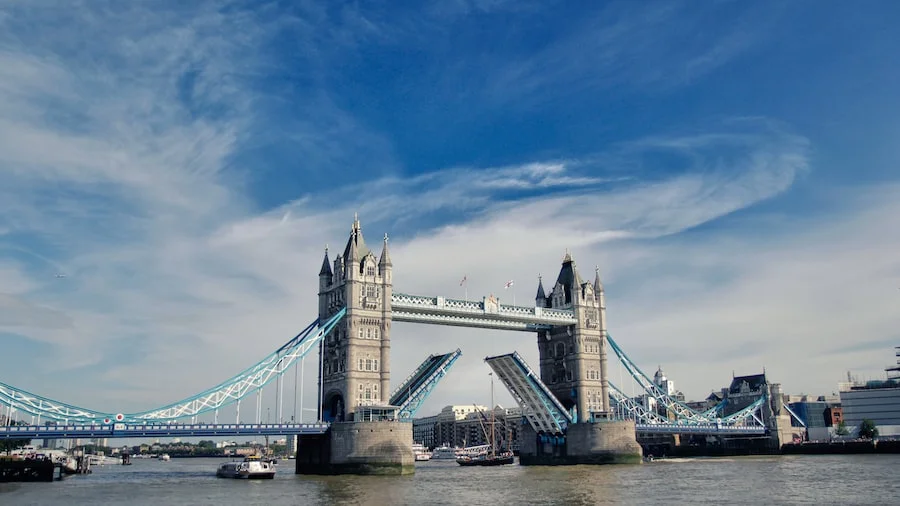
[839,347,900,437]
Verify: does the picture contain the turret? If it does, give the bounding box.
[379,233,392,282]
[535,275,546,307]
[319,247,332,289]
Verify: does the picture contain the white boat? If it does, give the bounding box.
[158,453,171,461]
[412,443,431,461]
[216,456,276,479]
[430,445,460,460]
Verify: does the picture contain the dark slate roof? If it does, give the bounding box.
[319,250,332,276]
[535,277,546,301]
[554,253,582,304]
[728,374,767,394]
[342,218,370,261]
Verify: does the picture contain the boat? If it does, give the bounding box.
[158,453,171,461]
[457,372,515,467]
[456,451,515,466]
[430,445,460,460]
[216,455,276,479]
[412,443,431,461]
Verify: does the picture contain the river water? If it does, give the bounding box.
[2,455,898,505]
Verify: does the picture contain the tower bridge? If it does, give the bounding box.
[1,215,785,474]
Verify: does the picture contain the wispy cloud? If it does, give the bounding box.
[0,1,896,418]
[477,1,780,106]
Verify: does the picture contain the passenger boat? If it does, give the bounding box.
[216,456,276,479]
[430,445,460,460]
[412,443,431,461]
[158,453,171,461]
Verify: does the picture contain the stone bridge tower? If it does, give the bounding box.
[535,253,611,423]
[317,215,392,422]
[300,216,412,476]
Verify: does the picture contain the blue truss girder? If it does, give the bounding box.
[607,334,714,423]
[127,309,346,421]
[390,349,462,419]
[0,310,346,424]
[485,352,572,435]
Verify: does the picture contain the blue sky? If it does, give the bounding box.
[1,0,898,419]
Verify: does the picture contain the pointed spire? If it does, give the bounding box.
[593,265,603,293]
[343,214,369,262]
[535,275,546,301]
[379,232,392,266]
[319,245,332,277]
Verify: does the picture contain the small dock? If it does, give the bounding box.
[0,458,64,482]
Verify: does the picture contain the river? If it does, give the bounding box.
[2,455,898,505]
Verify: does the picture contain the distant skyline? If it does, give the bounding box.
[0,1,898,417]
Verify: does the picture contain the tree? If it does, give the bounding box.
[0,421,32,454]
[858,419,879,439]
[834,420,849,436]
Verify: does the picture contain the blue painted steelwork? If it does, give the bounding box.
[606,334,712,423]
[127,309,346,422]
[0,310,346,424]
[389,349,462,419]
[391,293,576,331]
[0,381,106,424]
[0,423,330,439]
[634,423,766,435]
[485,352,571,435]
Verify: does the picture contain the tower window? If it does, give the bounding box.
[367,265,375,276]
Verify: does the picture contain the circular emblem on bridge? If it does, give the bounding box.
[103,418,112,424]
[115,413,125,422]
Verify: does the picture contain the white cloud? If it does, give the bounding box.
[0,2,895,423]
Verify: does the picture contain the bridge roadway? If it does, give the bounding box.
[0,420,765,439]
[0,422,330,440]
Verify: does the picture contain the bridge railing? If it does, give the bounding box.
[0,422,332,439]
[391,293,576,325]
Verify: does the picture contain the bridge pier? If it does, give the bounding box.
[295,421,414,475]
[518,420,643,465]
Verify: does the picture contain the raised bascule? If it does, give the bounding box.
[1,215,785,474]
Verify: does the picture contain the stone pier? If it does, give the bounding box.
[296,420,414,475]
[518,420,643,466]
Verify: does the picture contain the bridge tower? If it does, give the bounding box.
[536,253,610,422]
[317,214,392,421]
[297,215,413,475]
[525,252,642,465]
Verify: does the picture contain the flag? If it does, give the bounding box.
[504,280,514,289]
[459,275,467,286]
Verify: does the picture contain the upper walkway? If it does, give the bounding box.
[391,293,576,331]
